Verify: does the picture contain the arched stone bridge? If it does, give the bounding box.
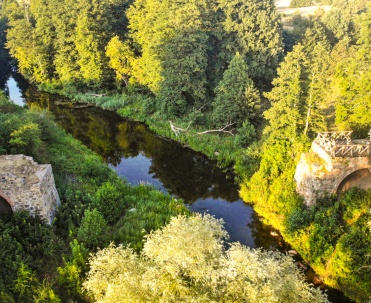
[295,132,371,206]
[0,155,60,224]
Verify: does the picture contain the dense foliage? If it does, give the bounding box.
[240,4,371,301]
[3,0,283,123]
[84,215,329,303]
[2,0,371,301]
[0,94,187,301]
[285,190,371,302]
[290,0,313,8]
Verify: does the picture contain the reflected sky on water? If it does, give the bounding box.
[25,90,285,248]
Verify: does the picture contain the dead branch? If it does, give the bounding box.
[169,120,192,136]
[197,122,236,136]
[86,93,107,97]
[169,121,235,136]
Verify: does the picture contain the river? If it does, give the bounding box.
[1,74,353,302]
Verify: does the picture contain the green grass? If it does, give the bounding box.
[113,184,189,251]
[0,94,190,301]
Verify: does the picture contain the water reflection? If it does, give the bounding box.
[26,90,239,203]
[25,90,275,246]
[2,77,354,303]
[0,60,12,94]
[0,64,28,106]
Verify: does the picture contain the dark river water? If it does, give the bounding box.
[25,89,282,250]
[1,73,353,302]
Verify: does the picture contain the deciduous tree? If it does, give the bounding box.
[83,214,329,303]
[218,0,283,85]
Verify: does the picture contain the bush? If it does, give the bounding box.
[84,215,329,303]
[92,181,129,224]
[234,120,256,148]
[77,209,109,249]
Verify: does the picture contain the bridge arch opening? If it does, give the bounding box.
[0,195,13,216]
[337,168,371,196]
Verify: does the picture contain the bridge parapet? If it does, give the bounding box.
[314,131,370,158]
[295,132,371,206]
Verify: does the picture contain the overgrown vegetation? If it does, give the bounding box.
[84,215,330,303]
[284,190,371,302]
[0,93,187,301]
[239,4,371,301]
[1,0,371,301]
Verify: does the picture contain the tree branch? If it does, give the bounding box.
[169,120,192,136]
[169,121,235,137]
[197,122,236,136]
[86,93,107,97]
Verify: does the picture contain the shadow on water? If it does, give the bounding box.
[25,90,240,202]
[20,88,354,303]
[0,61,12,95]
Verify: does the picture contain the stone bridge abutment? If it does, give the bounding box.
[0,155,60,223]
[295,132,371,206]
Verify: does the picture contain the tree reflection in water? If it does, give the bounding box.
[25,89,283,248]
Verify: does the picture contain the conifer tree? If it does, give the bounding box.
[213,53,260,128]
[75,4,104,86]
[51,0,81,83]
[263,44,308,141]
[218,0,283,85]
[333,8,371,133]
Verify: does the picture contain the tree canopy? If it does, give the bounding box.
[84,214,329,303]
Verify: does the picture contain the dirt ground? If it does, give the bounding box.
[275,0,332,17]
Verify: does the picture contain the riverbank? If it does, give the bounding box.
[0,91,338,303]
[37,89,371,303]
[38,88,256,177]
[0,92,188,301]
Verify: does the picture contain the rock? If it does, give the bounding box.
[214,152,220,157]
[312,275,323,285]
[270,231,279,237]
[288,249,298,255]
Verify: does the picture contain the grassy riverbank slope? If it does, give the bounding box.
[0,93,188,302]
[46,85,371,302]
[2,0,371,300]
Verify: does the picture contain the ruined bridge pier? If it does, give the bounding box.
[0,155,60,224]
[295,132,371,206]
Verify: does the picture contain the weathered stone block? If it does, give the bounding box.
[0,155,60,224]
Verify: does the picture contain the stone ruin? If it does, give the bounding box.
[295,140,371,206]
[0,155,60,224]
